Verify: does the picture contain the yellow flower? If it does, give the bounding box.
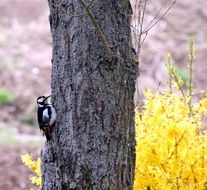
[134,90,207,190]
[167,126,180,138]
[21,154,36,171]
[22,89,207,190]
[21,154,42,188]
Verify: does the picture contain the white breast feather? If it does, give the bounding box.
[43,108,49,123]
[49,106,57,125]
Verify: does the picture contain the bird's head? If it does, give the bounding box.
[37,95,51,106]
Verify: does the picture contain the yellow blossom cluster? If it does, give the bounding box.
[134,90,207,190]
[21,154,41,188]
[21,90,207,190]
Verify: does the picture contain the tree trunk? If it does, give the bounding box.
[42,0,138,189]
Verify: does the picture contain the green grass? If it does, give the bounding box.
[0,89,14,105]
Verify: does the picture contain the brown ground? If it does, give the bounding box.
[0,147,40,190]
[0,0,206,189]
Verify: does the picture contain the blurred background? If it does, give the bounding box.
[0,0,206,189]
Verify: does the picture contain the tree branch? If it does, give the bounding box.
[131,0,176,54]
[142,0,176,34]
[137,0,147,54]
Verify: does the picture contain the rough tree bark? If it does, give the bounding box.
[42,0,138,189]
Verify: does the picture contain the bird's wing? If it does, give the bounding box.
[47,105,57,126]
[42,108,50,124]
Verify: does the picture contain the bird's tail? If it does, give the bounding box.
[45,130,51,141]
[43,125,52,141]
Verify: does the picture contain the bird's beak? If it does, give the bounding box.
[44,95,51,102]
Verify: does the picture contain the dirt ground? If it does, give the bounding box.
[0,0,207,189]
[0,146,41,190]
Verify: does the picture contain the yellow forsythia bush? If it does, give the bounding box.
[134,90,207,190]
[21,154,41,188]
[22,90,207,190]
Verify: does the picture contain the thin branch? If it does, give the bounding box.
[145,82,161,107]
[171,71,186,99]
[132,0,176,55]
[137,0,147,54]
[139,30,148,48]
[143,0,168,32]
[142,0,176,34]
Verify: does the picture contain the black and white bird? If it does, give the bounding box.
[36,95,57,141]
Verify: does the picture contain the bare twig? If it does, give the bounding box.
[171,70,186,99]
[137,0,147,54]
[142,0,176,34]
[139,30,148,48]
[143,0,168,33]
[145,82,161,107]
[132,0,176,54]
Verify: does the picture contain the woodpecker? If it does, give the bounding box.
[36,95,57,141]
